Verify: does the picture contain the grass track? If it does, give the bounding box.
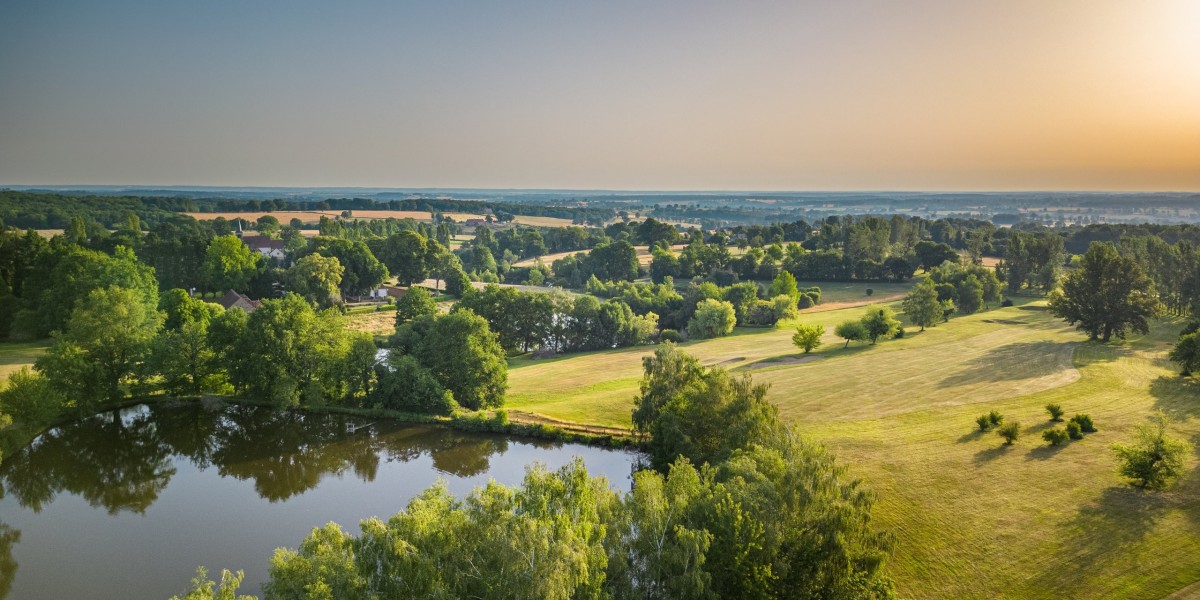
[0,340,48,390]
[507,294,1200,599]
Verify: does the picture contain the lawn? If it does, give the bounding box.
[0,340,49,390]
[506,296,1200,599]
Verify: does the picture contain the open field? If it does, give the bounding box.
[0,340,48,390]
[509,215,577,227]
[506,291,1200,599]
[511,244,688,268]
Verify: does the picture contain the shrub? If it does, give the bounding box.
[1112,411,1190,489]
[659,329,682,343]
[1001,298,1014,307]
[797,294,815,309]
[0,367,64,425]
[1042,428,1069,446]
[976,415,993,432]
[1046,403,1064,421]
[1066,421,1083,440]
[770,295,799,322]
[686,299,737,339]
[792,323,824,354]
[997,421,1020,445]
[1070,413,1097,433]
[987,410,1004,427]
[893,328,905,339]
[865,288,874,296]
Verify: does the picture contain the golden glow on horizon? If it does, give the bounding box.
[0,1,1197,190]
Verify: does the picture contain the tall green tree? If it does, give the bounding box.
[396,310,507,410]
[901,278,941,331]
[687,299,736,339]
[283,254,344,307]
[149,291,225,395]
[373,230,428,285]
[303,237,388,297]
[1169,331,1200,376]
[36,286,163,410]
[203,235,262,293]
[956,274,984,314]
[1048,242,1164,342]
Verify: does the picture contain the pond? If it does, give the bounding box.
[0,402,641,599]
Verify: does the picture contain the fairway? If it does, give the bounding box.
[0,340,48,390]
[506,299,1200,599]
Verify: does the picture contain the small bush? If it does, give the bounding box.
[1001,298,1014,307]
[865,288,874,296]
[659,329,682,343]
[1066,421,1083,440]
[1046,403,1064,421]
[1042,428,1070,446]
[797,294,815,309]
[976,415,993,432]
[987,410,1004,427]
[1070,413,1097,433]
[997,421,1021,445]
[893,328,905,339]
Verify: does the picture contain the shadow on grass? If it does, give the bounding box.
[1024,442,1068,461]
[1024,421,1056,435]
[973,444,1012,465]
[937,341,1077,388]
[956,429,987,444]
[1150,375,1200,421]
[1026,485,1175,593]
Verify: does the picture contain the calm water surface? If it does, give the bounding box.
[0,402,640,599]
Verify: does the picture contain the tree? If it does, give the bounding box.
[303,238,388,297]
[901,278,941,331]
[283,254,344,307]
[36,285,163,410]
[1046,403,1064,421]
[370,354,455,415]
[1112,412,1190,489]
[203,235,262,292]
[860,306,900,344]
[374,230,428,285]
[169,567,255,600]
[792,323,824,353]
[914,241,959,272]
[956,274,983,314]
[400,310,508,410]
[686,299,736,339]
[395,286,437,324]
[1048,242,1164,342]
[19,244,159,338]
[1168,332,1200,376]
[149,292,225,395]
[768,272,799,300]
[834,320,867,348]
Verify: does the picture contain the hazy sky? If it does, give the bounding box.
[1,0,1198,191]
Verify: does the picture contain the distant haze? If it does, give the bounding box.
[1,1,1198,191]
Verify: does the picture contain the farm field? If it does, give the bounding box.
[0,340,48,390]
[509,215,577,227]
[506,292,1200,599]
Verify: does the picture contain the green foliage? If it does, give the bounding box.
[988,410,1004,427]
[770,295,798,322]
[1066,421,1083,440]
[1042,428,1069,446]
[149,297,226,396]
[1070,413,1097,433]
[203,235,263,293]
[834,320,868,348]
[371,230,427,285]
[283,254,343,307]
[901,278,941,331]
[860,306,900,345]
[956,274,984,314]
[659,329,682,343]
[997,421,1021,445]
[0,366,63,425]
[396,310,508,410]
[768,271,799,300]
[1168,331,1200,376]
[1048,242,1164,342]
[394,287,437,324]
[302,237,388,297]
[797,294,815,309]
[686,299,736,339]
[36,285,163,410]
[370,354,455,415]
[170,567,255,600]
[976,415,993,432]
[792,323,824,354]
[1112,412,1190,489]
[1046,403,1064,421]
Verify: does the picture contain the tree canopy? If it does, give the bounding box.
[1048,242,1164,342]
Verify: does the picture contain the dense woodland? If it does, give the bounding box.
[1,194,1198,598]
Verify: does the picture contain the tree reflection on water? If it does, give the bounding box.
[0,402,514,511]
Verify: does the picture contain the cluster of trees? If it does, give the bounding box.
[453,284,658,354]
[834,307,901,348]
[177,344,896,600]
[388,309,508,411]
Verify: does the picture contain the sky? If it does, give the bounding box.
[1,0,1198,191]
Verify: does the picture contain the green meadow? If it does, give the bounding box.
[507,290,1200,599]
